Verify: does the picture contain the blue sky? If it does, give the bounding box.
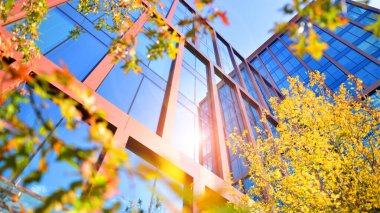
[207,0,380,58]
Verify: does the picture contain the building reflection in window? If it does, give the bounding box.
[172,47,217,174]
[214,73,248,179]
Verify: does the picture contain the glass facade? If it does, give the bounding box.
[6,4,112,82]
[259,50,289,90]
[243,100,264,140]
[269,40,309,83]
[252,71,273,113]
[173,1,193,36]
[155,0,174,17]
[346,2,378,26]
[97,23,172,133]
[3,89,100,200]
[250,57,271,82]
[314,25,380,87]
[215,74,248,179]
[172,47,216,174]
[199,29,218,64]
[216,36,234,74]
[241,67,259,101]
[334,23,380,59]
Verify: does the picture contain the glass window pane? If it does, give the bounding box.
[37,9,75,54]
[216,77,247,179]
[173,1,193,35]
[97,63,143,112]
[172,49,216,173]
[16,120,97,197]
[259,50,288,90]
[129,78,165,132]
[46,31,108,81]
[216,37,234,74]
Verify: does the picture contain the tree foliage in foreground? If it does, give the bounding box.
[230,72,380,212]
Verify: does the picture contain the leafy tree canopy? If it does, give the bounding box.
[230,72,380,212]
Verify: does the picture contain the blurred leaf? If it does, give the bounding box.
[366,16,380,37]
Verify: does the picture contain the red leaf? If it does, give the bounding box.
[216,11,229,26]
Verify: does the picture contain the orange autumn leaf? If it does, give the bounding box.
[216,11,229,26]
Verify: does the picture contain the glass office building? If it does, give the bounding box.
[0,0,379,211]
[248,1,380,94]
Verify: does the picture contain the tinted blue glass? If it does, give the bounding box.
[135,25,173,81]
[68,0,104,21]
[16,91,62,131]
[17,120,96,197]
[217,79,247,179]
[199,30,217,64]
[250,58,270,81]
[173,1,193,35]
[281,34,293,45]
[156,0,173,17]
[232,73,242,86]
[305,55,347,91]
[179,67,196,102]
[36,9,75,54]
[370,92,380,109]
[314,25,380,87]
[281,32,349,91]
[346,3,377,26]
[23,123,91,196]
[268,121,279,138]
[334,23,380,60]
[129,78,165,132]
[1,89,63,180]
[269,40,308,83]
[217,37,234,74]
[241,67,259,101]
[252,72,274,114]
[46,31,108,81]
[243,177,260,200]
[10,88,99,198]
[4,9,74,55]
[243,100,264,140]
[266,82,276,97]
[182,47,207,80]
[259,50,288,90]
[97,63,143,113]
[97,28,170,133]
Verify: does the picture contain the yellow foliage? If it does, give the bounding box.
[229,72,380,212]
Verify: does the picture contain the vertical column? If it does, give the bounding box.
[266,47,291,78]
[208,66,230,180]
[249,64,274,111]
[257,56,280,91]
[244,61,271,110]
[156,39,185,141]
[212,33,222,69]
[228,46,248,91]
[233,83,256,148]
